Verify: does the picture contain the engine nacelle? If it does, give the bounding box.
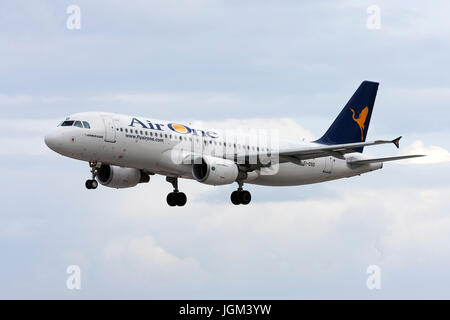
[97,164,150,189]
[192,156,239,186]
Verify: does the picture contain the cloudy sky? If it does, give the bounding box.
[1,0,450,299]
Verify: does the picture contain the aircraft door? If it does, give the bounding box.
[323,156,334,174]
[102,116,116,143]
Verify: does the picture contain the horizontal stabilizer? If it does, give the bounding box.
[347,154,425,165]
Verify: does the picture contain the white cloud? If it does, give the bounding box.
[402,140,450,164]
[102,235,210,286]
[90,179,450,298]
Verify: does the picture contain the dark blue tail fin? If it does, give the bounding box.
[315,81,379,153]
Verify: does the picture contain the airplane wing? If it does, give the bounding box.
[346,154,425,165]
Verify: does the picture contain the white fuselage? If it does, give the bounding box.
[44,112,382,187]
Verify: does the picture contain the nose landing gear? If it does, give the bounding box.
[230,181,251,205]
[85,161,99,190]
[85,179,98,190]
[166,176,187,207]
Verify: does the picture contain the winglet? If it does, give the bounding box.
[392,136,402,148]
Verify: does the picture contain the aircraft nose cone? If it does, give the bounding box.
[44,130,61,152]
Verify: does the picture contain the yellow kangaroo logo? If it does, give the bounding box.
[350,106,369,141]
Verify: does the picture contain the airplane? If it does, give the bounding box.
[44,81,424,206]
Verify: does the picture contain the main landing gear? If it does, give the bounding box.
[85,161,99,190]
[166,177,187,207]
[230,181,251,205]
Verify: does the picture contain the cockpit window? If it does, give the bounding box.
[74,121,83,128]
[61,120,75,127]
[83,121,91,129]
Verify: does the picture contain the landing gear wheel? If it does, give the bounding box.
[231,191,240,205]
[167,192,177,207]
[231,181,251,205]
[240,190,251,205]
[85,179,98,190]
[176,192,187,206]
[166,177,187,207]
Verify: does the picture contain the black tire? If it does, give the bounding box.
[176,192,187,206]
[231,191,240,205]
[91,180,98,189]
[85,180,92,189]
[167,192,177,207]
[240,190,251,205]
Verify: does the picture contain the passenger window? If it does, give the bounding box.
[74,121,83,128]
[125,129,128,133]
[145,131,148,136]
[61,120,74,127]
[82,121,90,129]
[120,128,123,132]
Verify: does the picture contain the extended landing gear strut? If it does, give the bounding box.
[85,161,99,190]
[166,177,187,207]
[230,181,251,205]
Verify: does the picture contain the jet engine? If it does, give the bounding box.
[192,156,240,186]
[96,164,150,189]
